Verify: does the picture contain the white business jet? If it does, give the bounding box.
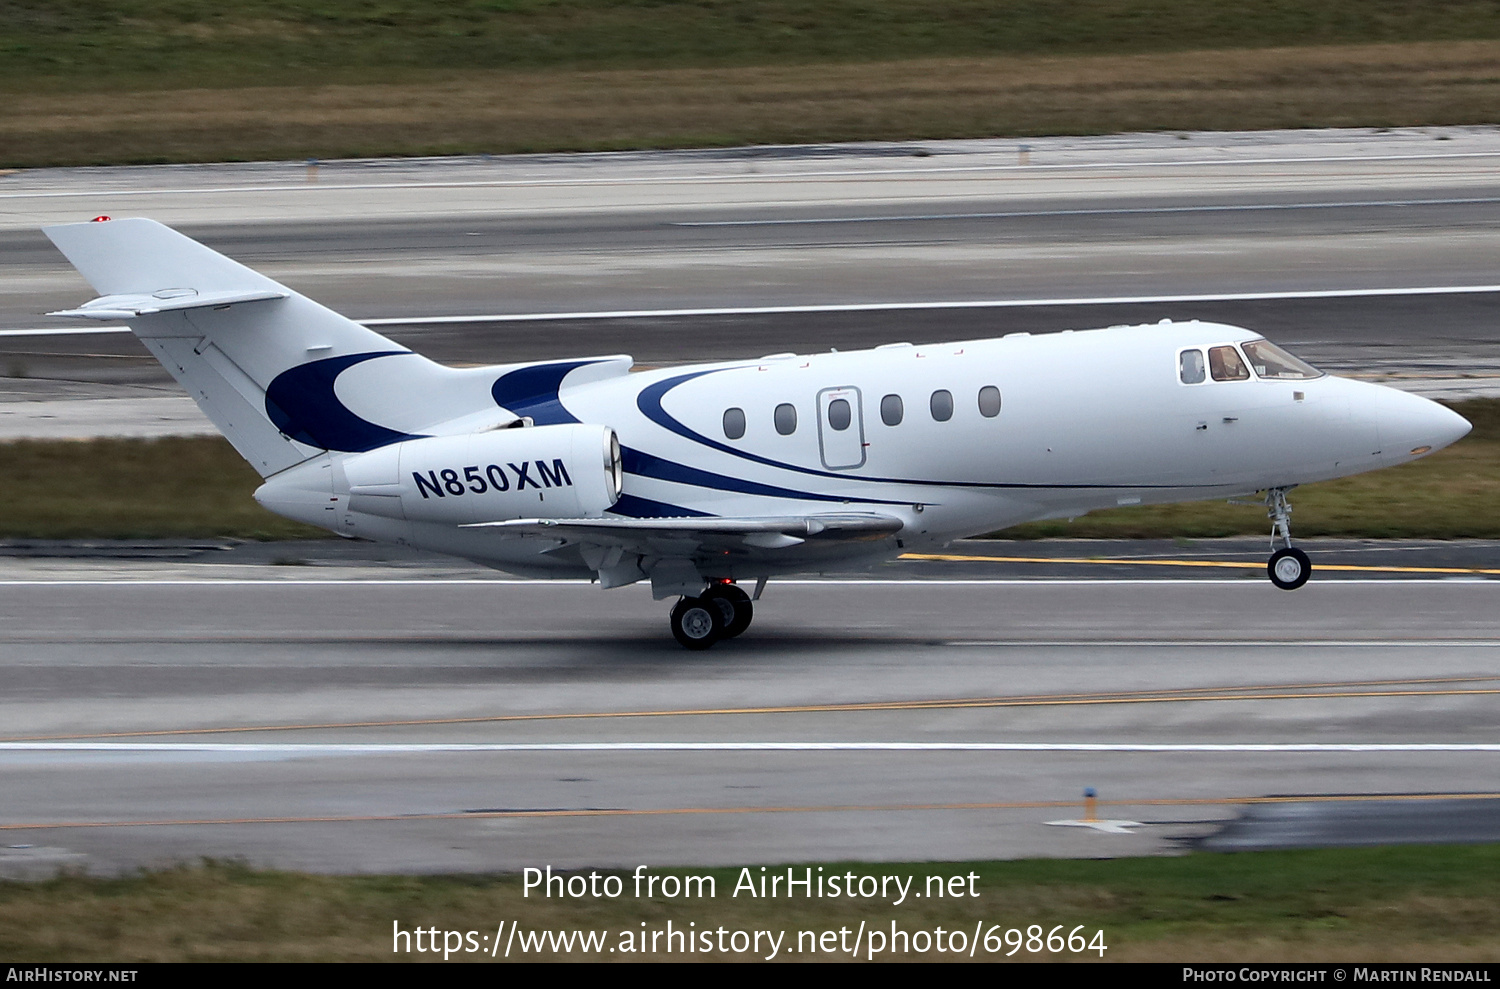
[45,218,1471,648]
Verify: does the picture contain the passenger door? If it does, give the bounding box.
[816,386,866,469]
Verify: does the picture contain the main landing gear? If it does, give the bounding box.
[669,582,754,650]
[1265,487,1311,590]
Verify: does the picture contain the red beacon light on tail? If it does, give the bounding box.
[90,216,111,222]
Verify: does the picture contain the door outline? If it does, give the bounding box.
[816,386,867,470]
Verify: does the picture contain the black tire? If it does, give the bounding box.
[1268,547,1311,590]
[703,584,753,638]
[670,596,723,650]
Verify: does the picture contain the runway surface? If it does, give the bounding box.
[1201,798,1500,851]
[1,542,1498,875]
[1,130,1498,876]
[4,127,1500,439]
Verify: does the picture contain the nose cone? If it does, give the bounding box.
[1371,385,1471,459]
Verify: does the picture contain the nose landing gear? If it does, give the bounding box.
[1265,487,1311,590]
[669,582,755,650]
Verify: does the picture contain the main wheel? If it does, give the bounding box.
[1268,547,1311,590]
[703,584,753,638]
[670,596,724,650]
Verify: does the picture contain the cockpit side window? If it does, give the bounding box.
[1179,349,1206,384]
[1208,345,1250,381]
[1241,339,1323,380]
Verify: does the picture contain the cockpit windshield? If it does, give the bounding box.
[1241,339,1323,380]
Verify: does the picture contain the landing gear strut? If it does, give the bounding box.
[669,582,754,650]
[1265,487,1311,590]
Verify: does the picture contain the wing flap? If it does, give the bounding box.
[464,512,903,547]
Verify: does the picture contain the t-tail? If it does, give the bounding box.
[43,217,463,477]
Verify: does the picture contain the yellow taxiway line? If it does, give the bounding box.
[901,552,1500,576]
[5,676,1498,743]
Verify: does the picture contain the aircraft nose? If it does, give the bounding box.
[1372,385,1471,457]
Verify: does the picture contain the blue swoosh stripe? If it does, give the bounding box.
[488,362,903,506]
[609,493,713,518]
[490,362,900,507]
[636,369,771,460]
[265,351,425,453]
[623,446,908,506]
[635,367,1215,491]
[492,360,600,425]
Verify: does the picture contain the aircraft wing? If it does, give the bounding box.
[464,512,904,550]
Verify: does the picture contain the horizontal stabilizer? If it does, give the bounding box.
[43,218,284,298]
[48,288,289,320]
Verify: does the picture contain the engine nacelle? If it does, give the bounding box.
[342,424,622,525]
[253,424,622,533]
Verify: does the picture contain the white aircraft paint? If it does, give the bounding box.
[42,218,1470,647]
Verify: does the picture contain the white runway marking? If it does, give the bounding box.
[12,283,1500,336]
[3,149,1497,201]
[4,741,1498,754]
[672,196,1500,226]
[945,640,1500,648]
[0,577,1491,587]
[356,285,1500,325]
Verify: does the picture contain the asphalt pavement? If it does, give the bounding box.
[2,130,1499,874]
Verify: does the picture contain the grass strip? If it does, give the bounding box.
[0,399,1493,542]
[3,848,1500,961]
[8,1,1500,86]
[4,40,1500,167]
[0,435,320,541]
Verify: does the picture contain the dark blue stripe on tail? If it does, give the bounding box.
[265,351,423,452]
[491,361,598,425]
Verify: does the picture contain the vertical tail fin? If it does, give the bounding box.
[44,218,453,477]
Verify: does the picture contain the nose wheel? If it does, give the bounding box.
[1265,487,1312,590]
[1268,546,1311,590]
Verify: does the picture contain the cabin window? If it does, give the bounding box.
[774,403,798,435]
[827,398,852,431]
[1241,339,1323,380]
[1208,345,1250,382]
[930,389,954,422]
[880,394,903,426]
[1179,349,1206,384]
[977,385,1002,417]
[723,407,746,440]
